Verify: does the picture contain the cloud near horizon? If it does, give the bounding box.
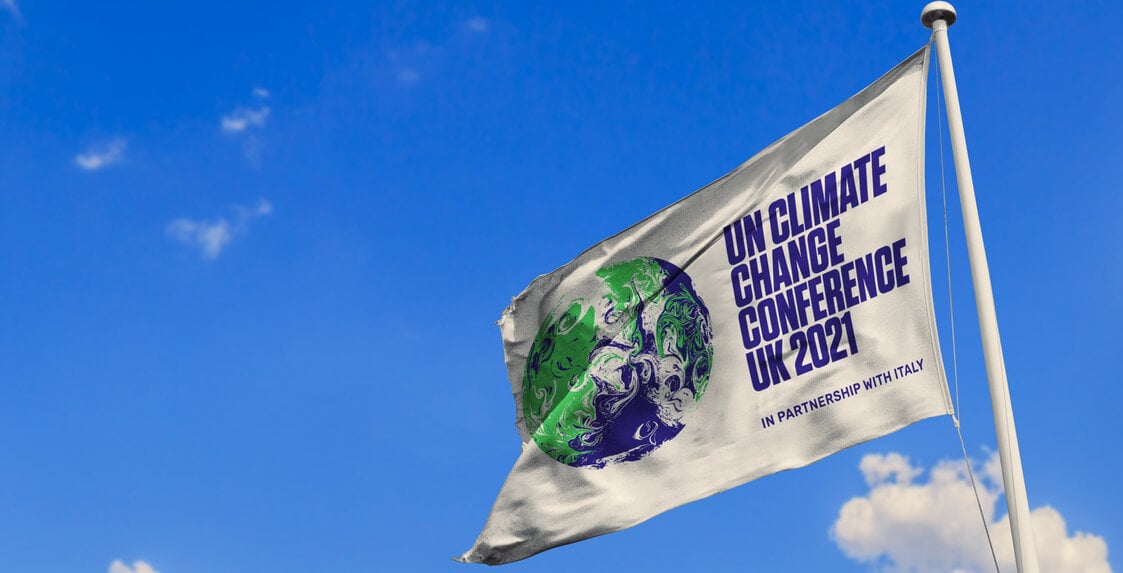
[831,452,1111,573]
[75,138,127,171]
[108,560,158,573]
[166,199,272,259]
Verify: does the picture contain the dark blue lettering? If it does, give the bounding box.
[854,252,877,302]
[809,176,839,226]
[739,306,760,350]
[723,220,747,265]
[893,238,910,287]
[769,198,788,244]
[822,268,844,315]
[875,245,895,292]
[840,260,860,308]
[826,219,844,267]
[809,275,827,322]
[731,264,752,306]
[771,248,792,291]
[758,298,780,342]
[749,253,772,299]
[774,288,801,336]
[786,234,811,284]
[723,210,766,265]
[838,164,860,212]
[872,146,888,197]
[853,153,872,202]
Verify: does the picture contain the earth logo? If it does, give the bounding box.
[522,257,714,468]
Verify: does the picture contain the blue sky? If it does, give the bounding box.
[1,1,1119,572]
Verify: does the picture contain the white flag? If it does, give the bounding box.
[461,46,951,565]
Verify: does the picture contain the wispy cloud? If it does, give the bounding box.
[235,198,273,218]
[221,90,273,165]
[396,68,420,86]
[75,138,127,171]
[108,560,159,573]
[385,41,437,87]
[167,199,272,259]
[831,452,1111,572]
[221,106,270,134]
[167,218,233,259]
[466,16,488,33]
[1,0,20,20]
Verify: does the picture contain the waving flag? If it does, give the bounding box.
[460,46,952,565]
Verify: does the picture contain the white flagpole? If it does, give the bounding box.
[921,3,1039,572]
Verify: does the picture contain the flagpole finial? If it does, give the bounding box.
[921,1,957,29]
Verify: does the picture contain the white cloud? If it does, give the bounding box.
[992,507,1112,573]
[108,560,159,573]
[859,452,922,486]
[167,199,272,259]
[166,217,233,259]
[831,452,1112,573]
[236,198,273,217]
[222,91,273,164]
[466,16,488,33]
[75,138,127,171]
[221,106,270,133]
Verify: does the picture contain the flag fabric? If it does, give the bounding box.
[461,46,952,565]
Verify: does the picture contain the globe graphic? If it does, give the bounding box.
[522,257,714,468]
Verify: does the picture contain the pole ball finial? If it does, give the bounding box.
[921,1,957,29]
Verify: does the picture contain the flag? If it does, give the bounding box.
[460,46,952,565]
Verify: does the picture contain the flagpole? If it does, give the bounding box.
[921,3,1039,572]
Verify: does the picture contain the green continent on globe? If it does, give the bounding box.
[521,257,713,468]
